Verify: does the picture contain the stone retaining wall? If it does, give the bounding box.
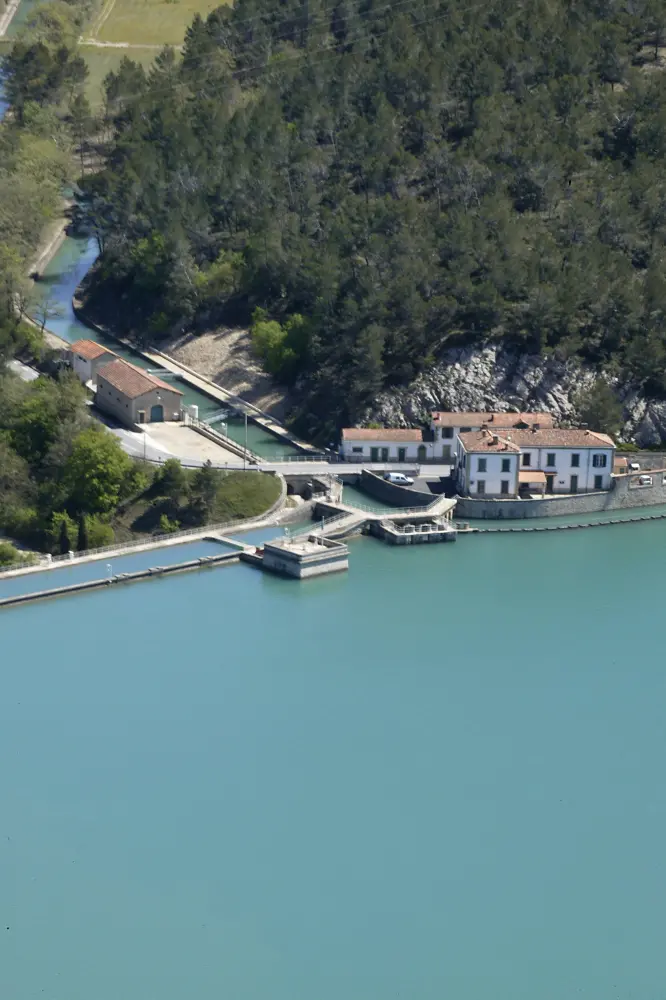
[360,470,434,507]
[455,471,666,519]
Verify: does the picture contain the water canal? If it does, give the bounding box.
[2,520,666,1000]
[32,234,303,459]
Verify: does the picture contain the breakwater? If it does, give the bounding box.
[461,509,666,532]
[0,551,239,609]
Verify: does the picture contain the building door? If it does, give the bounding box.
[150,404,164,422]
[417,444,427,462]
[381,447,389,462]
[570,475,578,493]
[594,475,603,490]
[370,447,379,462]
[442,445,451,461]
[545,474,554,493]
[397,447,406,463]
[137,410,146,424]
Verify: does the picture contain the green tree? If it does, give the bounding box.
[190,460,219,520]
[62,426,133,515]
[157,457,187,500]
[77,513,89,551]
[575,379,624,437]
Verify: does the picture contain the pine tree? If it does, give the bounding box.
[59,518,70,555]
[77,514,89,552]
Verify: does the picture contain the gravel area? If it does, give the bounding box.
[166,328,289,420]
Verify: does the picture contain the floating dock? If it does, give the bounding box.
[369,516,457,544]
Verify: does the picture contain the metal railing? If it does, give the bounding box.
[0,502,289,579]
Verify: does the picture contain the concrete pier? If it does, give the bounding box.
[0,552,239,610]
[245,535,349,578]
[370,517,457,544]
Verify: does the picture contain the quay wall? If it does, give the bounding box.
[455,471,666,519]
[360,470,434,508]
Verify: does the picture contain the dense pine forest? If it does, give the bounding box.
[79,0,666,436]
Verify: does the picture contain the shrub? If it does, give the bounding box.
[0,541,23,567]
[158,513,180,534]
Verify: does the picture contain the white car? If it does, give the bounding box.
[629,461,641,472]
[384,472,414,486]
[638,475,653,486]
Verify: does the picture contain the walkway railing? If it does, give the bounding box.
[0,502,289,579]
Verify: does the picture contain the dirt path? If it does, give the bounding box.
[166,328,290,422]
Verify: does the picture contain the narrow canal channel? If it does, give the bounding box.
[31,234,304,459]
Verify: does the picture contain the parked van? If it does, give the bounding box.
[638,475,653,486]
[629,461,641,471]
[384,472,414,486]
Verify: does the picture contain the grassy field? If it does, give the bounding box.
[81,45,159,104]
[94,0,223,46]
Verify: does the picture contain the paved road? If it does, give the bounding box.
[8,359,40,382]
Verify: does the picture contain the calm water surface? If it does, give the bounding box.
[2,523,666,999]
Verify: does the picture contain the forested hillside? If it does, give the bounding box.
[81,0,666,437]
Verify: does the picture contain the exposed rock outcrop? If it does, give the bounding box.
[365,345,666,447]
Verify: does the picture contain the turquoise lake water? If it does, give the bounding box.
[2,521,666,999]
[33,235,302,459]
[0,540,229,599]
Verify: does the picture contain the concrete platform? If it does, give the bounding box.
[259,535,349,578]
[141,423,244,465]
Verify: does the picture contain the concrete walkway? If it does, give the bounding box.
[0,0,20,36]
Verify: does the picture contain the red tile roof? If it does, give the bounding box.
[70,339,116,361]
[458,431,520,453]
[431,411,554,428]
[96,359,183,400]
[459,427,615,452]
[342,428,423,441]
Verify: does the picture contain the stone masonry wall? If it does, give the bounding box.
[360,470,435,507]
[455,472,666,519]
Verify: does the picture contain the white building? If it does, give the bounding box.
[67,339,117,388]
[340,428,426,463]
[430,411,554,462]
[456,428,616,497]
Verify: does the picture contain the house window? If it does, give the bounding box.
[352,447,363,454]
[571,453,580,467]
[442,427,453,439]
[501,458,511,472]
[593,454,607,467]
[594,475,603,489]
[460,426,471,432]
[476,480,486,495]
[522,452,531,467]
[546,453,556,467]
[478,458,487,473]
[500,480,510,494]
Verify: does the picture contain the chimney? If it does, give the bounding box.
[492,434,499,445]
[488,414,494,423]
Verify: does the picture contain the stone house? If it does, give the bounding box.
[95,358,183,427]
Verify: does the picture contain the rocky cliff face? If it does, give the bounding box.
[365,345,666,447]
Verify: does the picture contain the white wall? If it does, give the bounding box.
[340,439,428,462]
[457,447,519,496]
[71,354,92,384]
[518,447,613,492]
